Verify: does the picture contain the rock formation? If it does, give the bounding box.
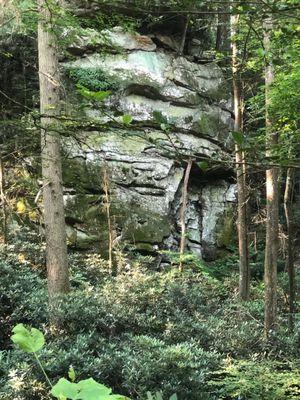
[61,26,236,260]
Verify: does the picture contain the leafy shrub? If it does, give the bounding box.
[0,257,47,347]
[209,359,300,399]
[66,67,119,92]
[8,324,128,400]
[1,240,299,400]
[116,335,218,400]
[206,254,239,280]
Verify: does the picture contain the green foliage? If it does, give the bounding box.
[10,324,129,400]
[122,115,133,125]
[197,160,209,171]
[76,85,112,102]
[231,131,244,146]
[78,13,139,34]
[209,359,300,400]
[1,0,38,35]
[68,367,76,383]
[203,254,239,280]
[11,324,45,353]
[51,378,127,400]
[66,67,119,92]
[0,243,47,347]
[117,335,218,400]
[1,240,300,400]
[147,392,177,400]
[270,32,300,162]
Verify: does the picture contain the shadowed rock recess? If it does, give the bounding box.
[62,26,236,259]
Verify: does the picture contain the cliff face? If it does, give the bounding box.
[61,26,236,259]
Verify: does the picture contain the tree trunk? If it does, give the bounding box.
[216,8,230,53]
[102,164,115,275]
[284,167,296,331]
[0,153,7,243]
[38,0,69,302]
[179,15,190,55]
[179,159,193,270]
[263,16,279,337]
[231,12,250,300]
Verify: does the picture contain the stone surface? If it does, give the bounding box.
[64,49,226,102]
[67,26,157,55]
[201,182,236,259]
[62,27,235,258]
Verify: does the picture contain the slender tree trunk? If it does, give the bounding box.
[0,153,7,243]
[284,167,296,331]
[231,12,250,300]
[102,165,115,275]
[263,16,279,337]
[179,159,192,270]
[216,7,230,53]
[179,15,190,55]
[38,0,69,302]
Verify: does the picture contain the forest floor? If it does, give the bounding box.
[0,231,299,399]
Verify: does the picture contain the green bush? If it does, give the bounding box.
[0,257,47,347]
[1,240,299,400]
[116,335,218,400]
[209,359,300,399]
[66,67,119,92]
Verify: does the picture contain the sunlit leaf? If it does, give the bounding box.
[51,378,78,400]
[16,200,26,214]
[68,366,76,383]
[11,324,45,353]
[122,114,133,125]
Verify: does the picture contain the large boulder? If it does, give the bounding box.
[62,27,235,259]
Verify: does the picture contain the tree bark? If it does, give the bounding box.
[284,167,296,331]
[0,153,7,243]
[216,7,230,53]
[263,16,279,337]
[231,12,250,300]
[179,15,190,55]
[102,164,115,275]
[179,159,193,270]
[38,0,69,302]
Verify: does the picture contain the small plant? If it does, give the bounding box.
[147,392,177,400]
[11,324,128,400]
[66,67,119,92]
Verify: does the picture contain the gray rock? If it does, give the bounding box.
[62,27,234,257]
[67,26,156,54]
[63,49,227,103]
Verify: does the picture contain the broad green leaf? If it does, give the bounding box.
[77,378,112,399]
[76,84,111,101]
[92,91,111,101]
[11,324,45,353]
[122,114,133,125]
[169,395,178,400]
[51,378,78,400]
